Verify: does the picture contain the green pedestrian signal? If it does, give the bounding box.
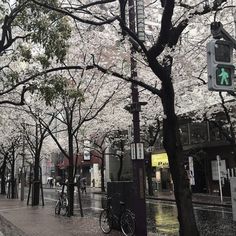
[207,39,234,91]
[216,67,232,86]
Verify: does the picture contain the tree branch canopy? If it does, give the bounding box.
[147,0,175,59]
[31,0,118,26]
[92,60,162,97]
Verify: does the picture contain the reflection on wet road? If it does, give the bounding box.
[146,199,236,236]
[42,189,236,236]
[146,201,178,235]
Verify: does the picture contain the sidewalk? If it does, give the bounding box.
[0,189,233,236]
[0,195,123,236]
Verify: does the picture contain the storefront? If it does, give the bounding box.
[151,153,172,191]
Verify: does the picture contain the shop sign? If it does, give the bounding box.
[84,140,91,161]
[151,153,169,168]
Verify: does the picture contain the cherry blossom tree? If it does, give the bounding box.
[33,0,234,235]
[29,65,123,215]
[2,0,236,234]
[18,103,57,205]
[0,107,26,197]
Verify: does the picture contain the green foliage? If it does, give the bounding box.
[66,88,84,100]
[36,55,51,68]
[39,75,67,105]
[14,0,71,63]
[27,83,39,94]
[6,71,20,85]
[29,75,84,106]
[18,45,32,62]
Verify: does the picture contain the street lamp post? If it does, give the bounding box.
[128,0,147,235]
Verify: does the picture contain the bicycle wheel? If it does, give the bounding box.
[60,197,69,216]
[55,200,61,215]
[99,209,112,234]
[120,210,135,236]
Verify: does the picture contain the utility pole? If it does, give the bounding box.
[128,0,147,235]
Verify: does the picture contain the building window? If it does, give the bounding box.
[209,121,227,142]
[190,122,208,144]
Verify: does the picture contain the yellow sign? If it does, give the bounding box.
[151,153,169,168]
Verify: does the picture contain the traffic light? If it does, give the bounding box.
[207,39,234,91]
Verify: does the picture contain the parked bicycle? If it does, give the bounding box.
[55,186,68,216]
[99,194,135,236]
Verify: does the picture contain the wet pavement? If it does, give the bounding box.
[146,200,236,236]
[0,187,236,235]
[196,206,236,236]
[73,189,236,236]
[0,197,122,236]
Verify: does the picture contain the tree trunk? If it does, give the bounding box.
[101,156,105,192]
[162,80,199,236]
[32,152,40,205]
[117,138,124,181]
[117,155,123,181]
[146,153,154,196]
[1,157,6,195]
[68,133,74,216]
[32,124,41,206]
[11,152,16,199]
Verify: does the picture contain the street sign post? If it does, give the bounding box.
[188,156,195,186]
[230,177,236,221]
[216,155,223,202]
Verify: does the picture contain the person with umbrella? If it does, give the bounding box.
[80,177,86,194]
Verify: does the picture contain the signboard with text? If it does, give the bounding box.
[131,143,144,160]
[151,153,169,168]
[211,159,227,180]
[83,140,91,161]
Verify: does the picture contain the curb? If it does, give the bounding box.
[92,191,232,208]
[147,196,232,208]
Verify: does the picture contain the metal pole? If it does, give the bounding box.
[217,155,223,202]
[129,0,147,235]
[136,0,145,41]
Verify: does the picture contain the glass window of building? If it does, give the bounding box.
[190,122,208,144]
[209,121,227,142]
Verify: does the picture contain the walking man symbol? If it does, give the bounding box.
[218,68,229,85]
